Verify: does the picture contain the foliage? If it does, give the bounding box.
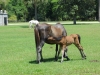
[0,0,10,10]
[8,15,17,22]
[0,23,100,75]
[6,0,27,22]
[0,0,97,22]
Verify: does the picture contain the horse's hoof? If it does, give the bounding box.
[60,59,63,63]
[55,59,58,61]
[84,57,86,59]
[66,57,70,61]
[82,57,86,60]
[55,56,58,61]
[60,61,63,63]
[67,58,70,61]
[37,61,41,64]
[41,58,44,61]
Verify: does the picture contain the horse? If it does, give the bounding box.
[48,34,86,62]
[34,22,68,64]
[29,20,39,29]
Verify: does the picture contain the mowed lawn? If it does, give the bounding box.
[0,23,100,75]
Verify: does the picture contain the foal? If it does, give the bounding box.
[48,34,86,62]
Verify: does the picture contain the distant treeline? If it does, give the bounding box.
[0,0,98,22]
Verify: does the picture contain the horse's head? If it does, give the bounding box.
[29,20,39,25]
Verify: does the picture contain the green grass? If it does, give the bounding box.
[0,23,100,75]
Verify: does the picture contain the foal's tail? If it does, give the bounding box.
[77,34,81,44]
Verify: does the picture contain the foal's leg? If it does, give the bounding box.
[79,47,86,59]
[58,45,69,62]
[63,47,70,61]
[61,45,66,62]
[75,44,86,59]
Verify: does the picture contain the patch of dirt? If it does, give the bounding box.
[89,60,99,62]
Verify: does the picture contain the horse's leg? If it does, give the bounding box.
[75,44,86,59]
[40,49,43,61]
[61,45,66,63]
[63,48,66,57]
[34,28,41,64]
[79,49,86,59]
[36,47,41,63]
[79,47,86,59]
[36,49,43,63]
[74,36,86,59]
[58,45,61,59]
[36,41,43,64]
[63,47,70,61]
[38,40,45,61]
[55,44,58,61]
[61,49,64,63]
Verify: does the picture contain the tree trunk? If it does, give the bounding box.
[99,0,100,21]
[34,0,37,20]
[73,14,76,24]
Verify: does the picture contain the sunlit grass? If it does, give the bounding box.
[0,23,100,75]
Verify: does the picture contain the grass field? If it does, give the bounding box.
[0,22,100,75]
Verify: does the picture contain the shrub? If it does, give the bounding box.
[8,15,17,22]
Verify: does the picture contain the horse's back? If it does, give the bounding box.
[70,34,80,44]
[36,23,51,30]
[50,23,67,37]
[55,23,67,36]
[65,36,74,46]
[70,34,78,38]
[51,26,63,37]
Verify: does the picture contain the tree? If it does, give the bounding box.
[58,0,96,24]
[0,0,10,10]
[33,0,37,19]
[7,0,27,21]
[32,0,48,20]
[6,0,97,22]
[98,0,100,21]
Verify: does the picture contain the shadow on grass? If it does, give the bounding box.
[29,57,55,64]
[20,26,29,28]
[69,58,86,61]
[29,58,87,64]
[29,57,83,64]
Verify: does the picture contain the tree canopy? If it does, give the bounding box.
[0,0,98,24]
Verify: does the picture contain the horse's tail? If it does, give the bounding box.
[34,26,40,48]
[77,34,81,44]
